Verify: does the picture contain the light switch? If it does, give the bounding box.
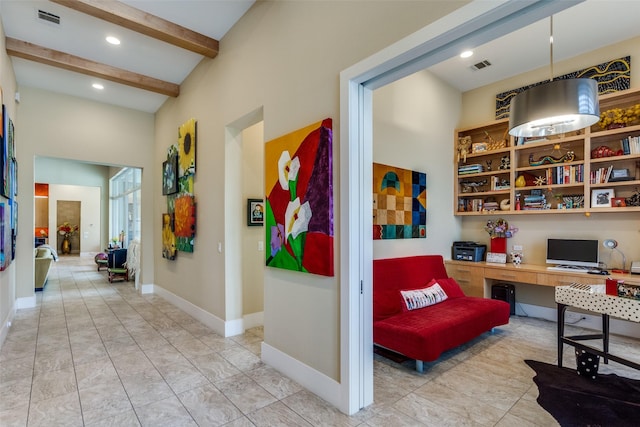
[258,241,264,251]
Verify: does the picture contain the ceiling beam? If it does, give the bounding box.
[50,0,219,58]
[6,37,180,97]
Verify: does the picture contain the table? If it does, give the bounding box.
[555,284,640,370]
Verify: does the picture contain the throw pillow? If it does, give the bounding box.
[400,283,448,311]
[427,278,466,298]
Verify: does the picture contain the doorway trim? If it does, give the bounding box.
[339,0,580,414]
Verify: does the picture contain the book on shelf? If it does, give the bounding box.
[621,136,640,155]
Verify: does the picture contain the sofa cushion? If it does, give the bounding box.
[400,282,448,311]
[36,247,51,258]
[427,277,466,298]
[374,297,510,362]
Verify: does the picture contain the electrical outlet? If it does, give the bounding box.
[513,245,523,251]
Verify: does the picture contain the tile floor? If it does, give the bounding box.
[2,254,640,426]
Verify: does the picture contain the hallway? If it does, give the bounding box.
[2,254,640,426]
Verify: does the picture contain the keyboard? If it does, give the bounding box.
[546,266,590,273]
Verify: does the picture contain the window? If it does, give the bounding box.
[110,168,141,247]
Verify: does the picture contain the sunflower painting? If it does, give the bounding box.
[265,118,333,277]
[162,213,176,260]
[178,118,196,177]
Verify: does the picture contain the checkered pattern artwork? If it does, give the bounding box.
[373,163,426,240]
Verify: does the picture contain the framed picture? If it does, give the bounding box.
[611,197,627,207]
[162,152,178,195]
[247,199,264,226]
[591,188,615,208]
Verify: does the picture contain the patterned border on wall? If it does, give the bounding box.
[495,56,631,120]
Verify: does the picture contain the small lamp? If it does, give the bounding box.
[603,239,627,273]
[508,16,600,138]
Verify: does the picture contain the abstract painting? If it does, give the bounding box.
[0,201,9,270]
[373,163,427,240]
[265,118,334,276]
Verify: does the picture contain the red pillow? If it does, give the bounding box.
[426,277,466,298]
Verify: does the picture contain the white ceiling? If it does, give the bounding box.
[0,0,254,113]
[428,0,640,92]
[1,1,640,113]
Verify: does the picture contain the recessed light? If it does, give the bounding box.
[92,83,104,90]
[106,36,120,45]
[460,50,473,59]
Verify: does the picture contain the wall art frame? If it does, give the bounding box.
[247,199,264,226]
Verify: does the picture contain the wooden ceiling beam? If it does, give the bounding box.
[6,37,179,97]
[50,0,219,58]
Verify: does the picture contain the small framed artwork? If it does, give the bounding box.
[162,153,178,195]
[247,199,264,226]
[611,197,627,207]
[591,188,615,208]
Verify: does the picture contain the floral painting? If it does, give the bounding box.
[178,118,196,177]
[162,146,178,195]
[372,163,427,240]
[265,118,333,276]
[174,194,196,252]
[0,201,9,271]
[162,213,176,260]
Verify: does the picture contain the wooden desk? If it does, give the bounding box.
[555,285,640,370]
[445,260,640,298]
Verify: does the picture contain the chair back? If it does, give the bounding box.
[108,249,128,268]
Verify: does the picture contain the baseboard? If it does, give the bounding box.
[261,342,344,412]
[16,295,36,310]
[140,284,154,294]
[243,311,264,330]
[0,305,15,349]
[151,284,227,337]
[516,302,640,339]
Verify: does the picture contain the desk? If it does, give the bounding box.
[445,260,640,298]
[555,285,640,370]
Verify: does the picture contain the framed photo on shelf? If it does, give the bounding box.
[591,188,615,208]
[611,197,626,207]
[247,198,264,226]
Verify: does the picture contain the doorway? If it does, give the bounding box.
[339,0,577,414]
[56,200,80,255]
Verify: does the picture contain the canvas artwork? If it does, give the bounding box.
[0,201,9,270]
[373,163,427,240]
[161,213,176,260]
[178,118,196,177]
[0,105,7,199]
[162,147,178,195]
[495,56,631,119]
[265,118,334,277]
[174,194,196,252]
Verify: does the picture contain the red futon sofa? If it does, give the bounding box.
[373,255,510,371]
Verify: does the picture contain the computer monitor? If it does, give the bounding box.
[546,238,599,268]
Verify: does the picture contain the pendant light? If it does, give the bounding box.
[508,16,600,138]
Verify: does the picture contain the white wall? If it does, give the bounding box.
[372,69,462,259]
[48,185,101,254]
[153,0,467,381]
[15,87,155,303]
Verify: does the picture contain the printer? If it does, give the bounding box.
[452,241,486,262]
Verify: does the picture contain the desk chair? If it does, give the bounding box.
[107,249,128,282]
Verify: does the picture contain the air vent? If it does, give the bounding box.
[38,10,61,25]
[470,60,491,71]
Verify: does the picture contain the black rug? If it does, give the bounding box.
[525,360,640,427]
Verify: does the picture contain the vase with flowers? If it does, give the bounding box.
[58,221,79,254]
[485,218,518,254]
